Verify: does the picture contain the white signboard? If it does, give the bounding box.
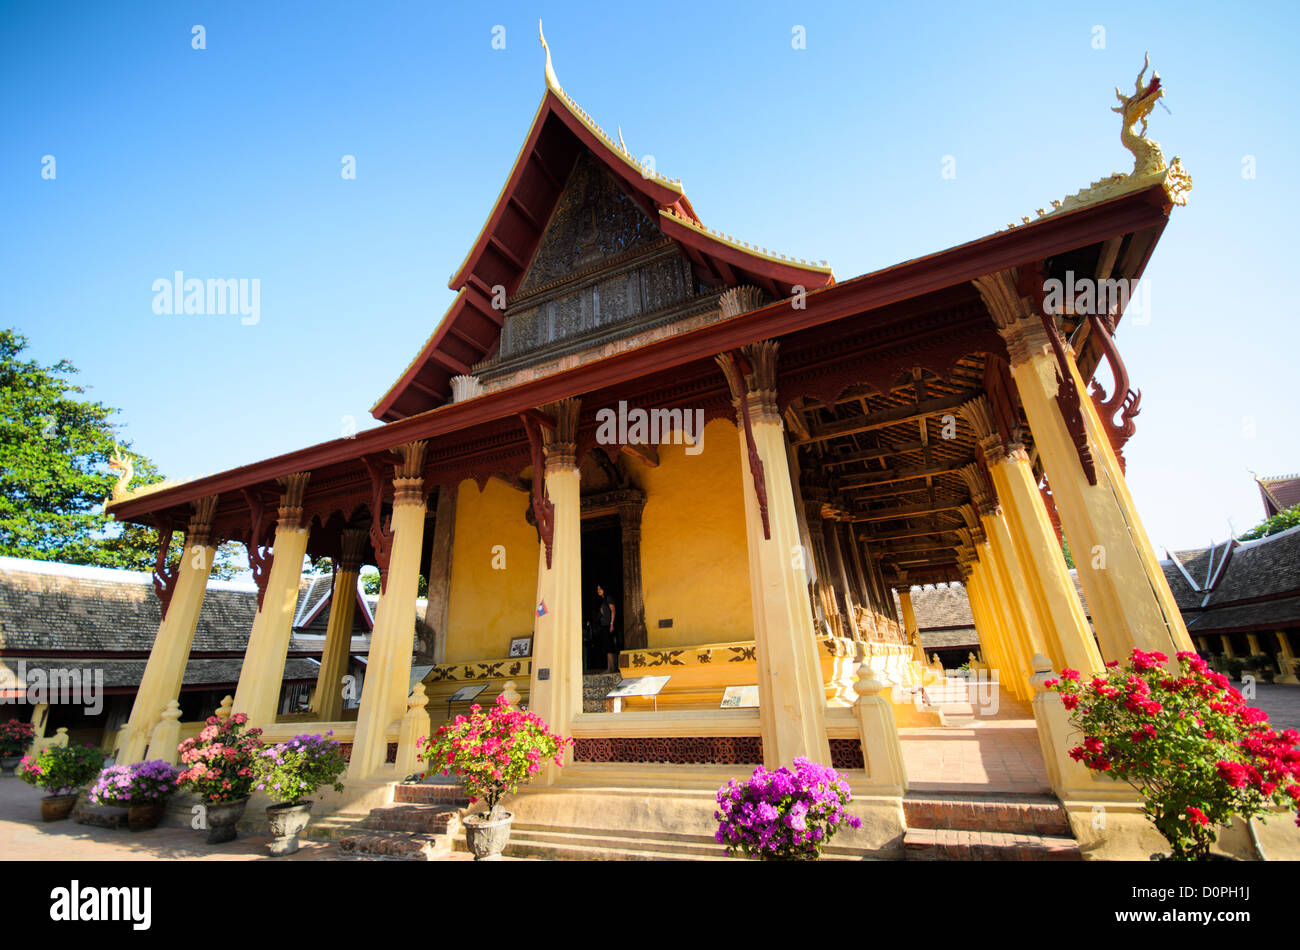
[720,685,759,708]
[448,683,489,704]
[606,675,671,699]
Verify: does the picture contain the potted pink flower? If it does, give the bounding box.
[419,697,571,860]
[0,720,35,772]
[177,713,263,843]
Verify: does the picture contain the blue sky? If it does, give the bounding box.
[2,0,1296,553]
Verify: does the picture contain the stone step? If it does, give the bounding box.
[903,794,1071,837]
[903,827,1081,861]
[336,829,453,861]
[470,827,721,861]
[299,814,371,842]
[362,804,462,835]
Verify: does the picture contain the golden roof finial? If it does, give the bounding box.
[539,20,561,92]
[617,124,627,152]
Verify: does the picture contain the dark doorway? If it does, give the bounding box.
[581,514,623,672]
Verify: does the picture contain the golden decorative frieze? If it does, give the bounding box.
[185,495,219,548]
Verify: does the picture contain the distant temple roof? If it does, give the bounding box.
[1162,525,1300,635]
[0,557,397,696]
[1256,474,1300,518]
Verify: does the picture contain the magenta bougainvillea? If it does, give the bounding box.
[715,757,862,860]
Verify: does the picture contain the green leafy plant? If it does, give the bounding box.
[253,733,346,805]
[1237,504,1300,541]
[19,744,106,795]
[419,698,571,819]
[1049,649,1300,861]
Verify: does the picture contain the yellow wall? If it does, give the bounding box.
[445,477,538,663]
[626,417,753,648]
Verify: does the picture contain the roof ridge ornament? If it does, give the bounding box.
[1003,53,1191,232]
[539,20,561,92]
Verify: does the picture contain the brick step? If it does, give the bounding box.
[392,783,470,806]
[903,794,1071,837]
[336,829,453,861]
[361,804,463,835]
[903,827,1081,861]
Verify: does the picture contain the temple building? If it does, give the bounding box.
[95,37,1292,857]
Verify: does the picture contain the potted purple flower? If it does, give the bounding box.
[715,757,863,860]
[252,733,346,856]
[88,760,181,831]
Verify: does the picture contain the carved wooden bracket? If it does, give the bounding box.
[1085,311,1140,472]
[152,516,179,620]
[717,349,771,540]
[520,413,556,569]
[1021,266,1097,486]
[241,489,274,610]
[363,457,394,594]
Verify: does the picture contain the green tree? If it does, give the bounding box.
[1061,537,1075,569]
[0,328,238,578]
[360,570,426,598]
[1237,504,1300,541]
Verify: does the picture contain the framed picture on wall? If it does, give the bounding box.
[509,636,533,658]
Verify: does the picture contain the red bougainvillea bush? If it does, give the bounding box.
[1048,649,1300,860]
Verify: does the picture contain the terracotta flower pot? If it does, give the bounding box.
[266,801,313,856]
[463,811,513,861]
[204,797,249,844]
[128,800,168,832]
[41,793,79,822]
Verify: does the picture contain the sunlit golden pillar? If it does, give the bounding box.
[528,400,583,779]
[349,443,428,779]
[233,474,312,728]
[119,496,219,765]
[719,341,831,768]
[975,270,1193,660]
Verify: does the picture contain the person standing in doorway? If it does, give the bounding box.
[596,584,618,674]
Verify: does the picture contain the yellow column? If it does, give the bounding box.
[1221,634,1236,658]
[1246,633,1262,657]
[529,401,583,758]
[119,497,218,765]
[312,527,365,722]
[528,400,583,777]
[977,271,1193,659]
[233,474,312,729]
[898,589,919,646]
[349,443,429,779]
[965,563,1023,701]
[983,506,1050,684]
[1277,632,1298,684]
[719,342,831,768]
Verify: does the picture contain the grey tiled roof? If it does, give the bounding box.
[6,656,320,690]
[1163,527,1300,633]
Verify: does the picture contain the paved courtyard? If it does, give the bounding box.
[0,781,504,861]
[898,680,1300,796]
